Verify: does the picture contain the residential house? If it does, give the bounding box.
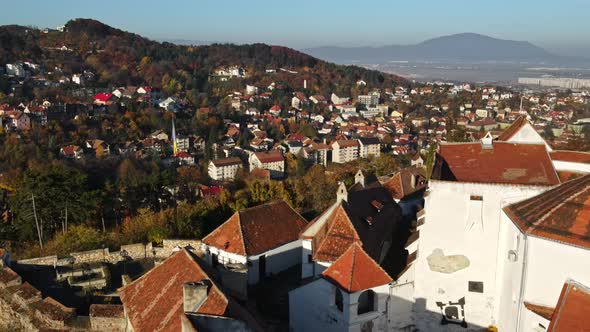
[119,248,259,332]
[358,137,381,159]
[331,93,350,105]
[60,145,83,159]
[249,150,285,179]
[201,201,308,286]
[332,140,359,163]
[208,157,243,181]
[175,151,195,165]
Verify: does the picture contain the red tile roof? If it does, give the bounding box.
[496,116,528,141]
[322,242,392,292]
[524,302,554,321]
[93,92,113,102]
[503,174,590,249]
[334,139,359,148]
[253,150,284,163]
[434,142,560,186]
[550,150,590,164]
[211,157,242,167]
[548,279,590,331]
[202,201,307,256]
[312,204,360,262]
[382,167,427,200]
[119,249,229,332]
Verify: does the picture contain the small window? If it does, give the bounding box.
[307,254,313,263]
[468,281,484,293]
[470,195,483,201]
[335,288,343,312]
[357,290,375,315]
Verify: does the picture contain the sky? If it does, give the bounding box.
[1,0,589,55]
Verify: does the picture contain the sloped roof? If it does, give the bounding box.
[211,157,242,167]
[524,302,554,321]
[202,201,307,256]
[313,204,361,262]
[253,150,284,163]
[433,142,559,186]
[548,279,590,331]
[119,249,229,332]
[503,174,590,249]
[496,116,528,141]
[334,140,359,148]
[322,242,392,292]
[550,150,590,164]
[382,167,427,200]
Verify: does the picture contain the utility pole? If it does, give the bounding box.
[65,200,68,233]
[32,194,43,250]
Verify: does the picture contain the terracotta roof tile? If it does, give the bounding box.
[203,201,307,256]
[211,157,242,167]
[119,249,229,332]
[496,116,528,141]
[548,279,590,331]
[524,302,554,321]
[334,140,359,148]
[382,167,427,200]
[434,142,559,186]
[504,174,590,249]
[322,243,392,292]
[253,150,284,163]
[551,150,590,164]
[313,204,361,262]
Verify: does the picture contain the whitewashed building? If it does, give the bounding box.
[201,201,307,285]
[248,150,285,179]
[208,157,243,181]
[332,140,359,163]
[358,137,381,159]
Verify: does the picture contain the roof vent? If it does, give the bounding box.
[481,132,493,149]
[183,281,210,313]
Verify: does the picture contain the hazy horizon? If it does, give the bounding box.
[1,0,589,57]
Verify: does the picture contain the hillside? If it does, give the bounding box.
[0,19,407,100]
[304,33,582,64]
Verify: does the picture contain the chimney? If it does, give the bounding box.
[481,132,493,149]
[336,182,348,203]
[355,169,365,188]
[183,281,210,313]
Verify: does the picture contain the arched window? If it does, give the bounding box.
[334,288,343,312]
[357,290,375,315]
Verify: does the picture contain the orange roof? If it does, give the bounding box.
[524,302,554,321]
[504,174,590,249]
[202,201,307,256]
[548,279,590,331]
[496,116,528,141]
[434,142,559,186]
[334,139,359,148]
[322,242,392,292]
[253,150,284,163]
[119,249,229,332]
[312,204,360,262]
[550,150,590,164]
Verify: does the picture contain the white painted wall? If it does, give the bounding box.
[506,123,552,152]
[202,240,302,285]
[413,180,547,330]
[552,160,590,174]
[289,278,390,332]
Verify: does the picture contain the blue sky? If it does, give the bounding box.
[1,0,589,55]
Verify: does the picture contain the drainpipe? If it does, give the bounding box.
[515,234,528,332]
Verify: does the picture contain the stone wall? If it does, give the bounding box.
[0,289,39,331]
[89,304,125,331]
[17,239,200,267]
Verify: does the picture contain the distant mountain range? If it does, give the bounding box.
[304,33,589,65]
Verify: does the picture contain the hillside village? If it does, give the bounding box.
[1,20,590,332]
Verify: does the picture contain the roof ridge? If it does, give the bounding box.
[348,244,358,291]
[236,211,247,257]
[202,211,239,243]
[313,203,360,261]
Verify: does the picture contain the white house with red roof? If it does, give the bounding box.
[201,201,307,286]
[248,150,285,179]
[409,136,561,330]
[289,242,393,332]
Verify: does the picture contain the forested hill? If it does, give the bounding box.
[0,19,407,97]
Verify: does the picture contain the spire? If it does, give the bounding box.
[172,119,177,156]
[336,182,348,203]
[355,169,365,188]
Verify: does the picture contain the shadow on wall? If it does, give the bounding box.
[389,295,490,332]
